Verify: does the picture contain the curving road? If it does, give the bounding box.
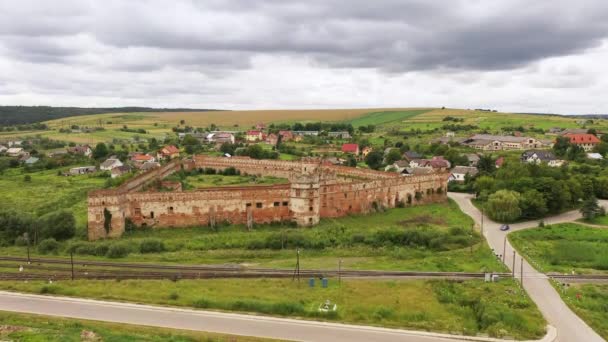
[448,192,605,342]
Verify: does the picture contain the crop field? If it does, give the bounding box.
[0,311,270,341]
[396,108,604,132]
[0,201,507,273]
[0,278,546,339]
[509,223,608,274]
[346,109,431,127]
[0,167,107,230]
[553,283,608,340]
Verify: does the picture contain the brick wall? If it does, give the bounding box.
[88,156,448,240]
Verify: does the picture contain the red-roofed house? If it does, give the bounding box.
[278,130,294,141]
[341,143,360,155]
[564,133,601,151]
[157,145,180,160]
[246,130,263,142]
[131,153,155,163]
[265,133,279,146]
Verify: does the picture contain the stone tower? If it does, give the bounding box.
[288,163,321,226]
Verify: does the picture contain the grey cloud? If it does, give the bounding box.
[1,0,607,73]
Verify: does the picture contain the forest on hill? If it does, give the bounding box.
[0,106,218,126]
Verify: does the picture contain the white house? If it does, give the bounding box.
[587,153,604,160]
[6,147,24,157]
[100,158,123,171]
[448,166,479,182]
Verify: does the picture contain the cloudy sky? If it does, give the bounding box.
[1,0,607,114]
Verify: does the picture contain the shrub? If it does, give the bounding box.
[192,298,211,308]
[38,210,76,241]
[106,242,130,258]
[168,292,179,300]
[139,239,165,253]
[37,238,60,254]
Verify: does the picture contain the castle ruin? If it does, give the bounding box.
[87,156,449,240]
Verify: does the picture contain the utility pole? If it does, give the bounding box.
[512,251,516,278]
[481,206,484,236]
[70,251,74,281]
[292,248,300,283]
[502,236,507,263]
[338,259,342,285]
[520,257,524,286]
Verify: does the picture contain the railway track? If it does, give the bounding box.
[0,256,512,281]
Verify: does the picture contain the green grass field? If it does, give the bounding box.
[0,278,545,339]
[509,223,608,274]
[580,216,608,226]
[552,282,608,340]
[0,201,506,273]
[0,167,108,230]
[0,311,271,341]
[347,109,431,127]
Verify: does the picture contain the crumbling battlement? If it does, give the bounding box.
[87,156,448,240]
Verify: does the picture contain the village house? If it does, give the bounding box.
[157,145,180,160]
[278,130,294,141]
[402,167,434,176]
[100,157,123,171]
[255,123,267,130]
[205,132,235,145]
[384,160,410,173]
[327,131,352,139]
[139,161,161,171]
[466,153,480,167]
[111,165,132,178]
[6,147,25,157]
[461,134,549,150]
[448,166,479,182]
[520,150,564,167]
[245,130,264,142]
[362,146,373,157]
[0,145,7,153]
[69,166,97,175]
[8,141,22,147]
[563,133,600,151]
[265,133,279,146]
[341,143,360,155]
[409,156,450,170]
[292,131,319,137]
[131,153,156,164]
[68,145,92,158]
[402,151,423,162]
[23,156,39,165]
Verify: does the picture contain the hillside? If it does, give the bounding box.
[0,106,218,126]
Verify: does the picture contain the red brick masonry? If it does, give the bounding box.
[87,156,448,240]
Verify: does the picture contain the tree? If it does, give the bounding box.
[93,142,109,159]
[477,154,496,174]
[0,210,34,246]
[519,189,548,219]
[385,149,402,165]
[485,190,521,222]
[38,210,76,241]
[474,176,495,197]
[566,144,585,161]
[553,136,570,157]
[220,142,237,156]
[346,155,357,167]
[580,196,603,221]
[364,151,383,170]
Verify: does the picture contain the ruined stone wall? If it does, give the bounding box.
[88,155,448,240]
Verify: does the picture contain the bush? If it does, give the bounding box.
[37,238,60,254]
[139,239,165,253]
[38,210,76,241]
[106,242,130,258]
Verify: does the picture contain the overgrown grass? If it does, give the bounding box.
[509,223,608,274]
[552,282,608,340]
[0,310,272,341]
[0,167,107,230]
[1,201,506,272]
[580,215,608,226]
[0,278,546,340]
[178,174,288,188]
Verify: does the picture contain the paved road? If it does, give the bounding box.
[0,291,495,342]
[448,192,605,342]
